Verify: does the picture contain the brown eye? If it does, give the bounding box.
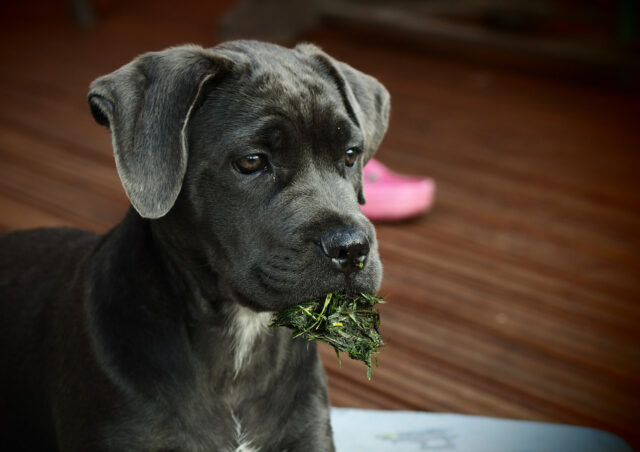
[345,147,360,167]
[233,154,268,174]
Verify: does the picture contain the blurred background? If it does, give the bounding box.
[1,0,639,449]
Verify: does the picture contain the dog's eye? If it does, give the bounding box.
[233,154,268,175]
[345,147,361,167]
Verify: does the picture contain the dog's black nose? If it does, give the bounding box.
[320,228,370,275]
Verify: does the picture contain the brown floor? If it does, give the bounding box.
[1,1,639,449]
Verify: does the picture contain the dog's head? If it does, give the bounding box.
[88,41,390,311]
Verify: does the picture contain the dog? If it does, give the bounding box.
[0,40,389,451]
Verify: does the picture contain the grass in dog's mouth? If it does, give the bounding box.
[270,293,384,380]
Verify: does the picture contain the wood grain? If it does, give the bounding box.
[1,1,638,449]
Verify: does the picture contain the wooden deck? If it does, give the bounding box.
[1,1,638,448]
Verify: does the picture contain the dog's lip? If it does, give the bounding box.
[229,286,272,313]
[282,280,373,307]
[220,276,266,311]
[228,279,369,312]
[223,255,377,311]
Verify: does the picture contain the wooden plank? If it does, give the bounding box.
[0,193,74,233]
[0,1,638,448]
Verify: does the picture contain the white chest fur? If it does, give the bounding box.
[228,305,272,377]
[228,409,260,452]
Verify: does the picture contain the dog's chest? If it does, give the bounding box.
[101,302,332,452]
[159,392,265,452]
[115,360,279,452]
[116,321,327,451]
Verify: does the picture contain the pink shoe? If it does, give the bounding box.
[360,159,435,221]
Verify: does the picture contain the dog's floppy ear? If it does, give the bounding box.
[88,45,232,219]
[296,43,391,204]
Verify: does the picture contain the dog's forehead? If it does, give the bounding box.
[217,40,320,83]
[217,42,347,121]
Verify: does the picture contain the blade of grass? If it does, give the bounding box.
[270,293,384,379]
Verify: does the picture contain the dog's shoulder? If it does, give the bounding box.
[0,226,99,256]
[0,227,99,314]
[0,227,99,275]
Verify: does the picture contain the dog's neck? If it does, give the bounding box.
[87,208,273,394]
[82,209,328,450]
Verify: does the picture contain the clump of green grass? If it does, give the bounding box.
[270,293,384,379]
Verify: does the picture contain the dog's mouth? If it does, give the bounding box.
[225,264,379,313]
[213,232,382,313]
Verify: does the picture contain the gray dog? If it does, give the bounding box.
[0,40,389,451]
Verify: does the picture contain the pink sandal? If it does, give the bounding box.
[360,159,435,221]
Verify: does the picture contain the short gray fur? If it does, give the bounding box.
[0,40,390,451]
